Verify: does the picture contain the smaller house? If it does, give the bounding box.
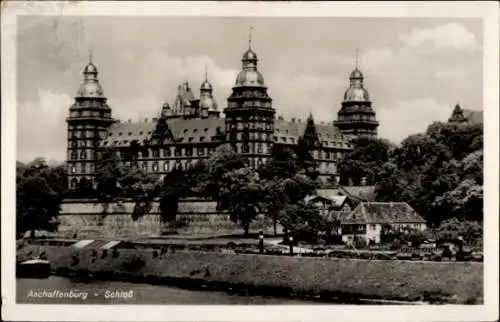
[340,202,426,245]
[304,192,355,216]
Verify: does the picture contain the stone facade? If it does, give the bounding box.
[66,42,380,189]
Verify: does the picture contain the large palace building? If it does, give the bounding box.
[66,39,379,190]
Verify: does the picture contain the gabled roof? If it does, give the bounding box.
[463,109,483,125]
[274,119,351,148]
[342,202,426,225]
[340,185,376,202]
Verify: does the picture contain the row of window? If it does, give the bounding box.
[69,151,93,160]
[69,110,109,119]
[337,115,377,122]
[226,122,273,131]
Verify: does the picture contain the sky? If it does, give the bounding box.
[16,16,483,163]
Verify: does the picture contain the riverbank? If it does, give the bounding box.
[17,245,483,304]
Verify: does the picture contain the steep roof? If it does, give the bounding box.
[340,185,376,202]
[274,119,351,149]
[463,109,483,125]
[101,122,156,147]
[342,202,426,225]
[167,118,225,143]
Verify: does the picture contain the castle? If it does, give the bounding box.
[66,38,379,190]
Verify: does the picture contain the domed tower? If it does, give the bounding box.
[199,65,220,119]
[224,29,275,168]
[66,52,114,191]
[334,50,379,139]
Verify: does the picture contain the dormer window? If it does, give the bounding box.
[128,132,132,136]
[139,131,144,135]
[204,128,209,132]
[200,136,205,142]
[118,132,122,136]
[183,129,188,133]
[108,132,113,136]
[193,128,197,133]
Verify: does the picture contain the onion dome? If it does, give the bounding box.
[349,67,363,80]
[76,54,105,98]
[242,48,258,61]
[343,51,370,102]
[344,87,370,101]
[200,79,213,91]
[235,69,265,86]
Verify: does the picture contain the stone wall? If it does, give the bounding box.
[58,199,278,238]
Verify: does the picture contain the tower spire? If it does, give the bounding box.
[89,46,93,64]
[248,26,253,49]
[355,48,359,69]
[205,62,208,81]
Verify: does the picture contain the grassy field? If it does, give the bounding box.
[17,244,483,304]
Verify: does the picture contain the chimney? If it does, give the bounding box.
[291,118,296,123]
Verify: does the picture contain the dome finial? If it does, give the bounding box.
[89,45,93,64]
[355,48,359,69]
[248,26,253,49]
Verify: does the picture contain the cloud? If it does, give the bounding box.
[17,90,72,162]
[378,98,453,144]
[399,23,480,52]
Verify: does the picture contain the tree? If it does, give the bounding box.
[158,166,191,231]
[16,159,62,238]
[338,137,395,185]
[217,167,264,235]
[435,218,483,245]
[258,148,316,235]
[375,121,483,226]
[279,201,328,243]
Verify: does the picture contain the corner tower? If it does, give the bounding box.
[334,50,378,139]
[224,29,275,168]
[66,52,114,191]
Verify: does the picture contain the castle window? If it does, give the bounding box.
[80,151,87,159]
[200,136,205,142]
[204,128,209,132]
[257,144,263,153]
[118,132,122,136]
[284,129,288,134]
[113,140,118,145]
[185,147,193,156]
[164,148,171,157]
[152,162,159,172]
[103,141,108,145]
[290,138,295,143]
[81,131,86,138]
[188,137,194,142]
[139,131,144,135]
[281,137,286,142]
[276,129,280,133]
[273,136,277,141]
[243,144,250,153]
[175,147,181,156]
[108,132,113,136]
[153,149,160,157]
[193,128,197,133]
[198,148,204,156]
[70,178,78,189]
[183,129,188,133]
[163,162,169,171]
[128,132,132,136]
[148,131,152,135]
[142,149,149,158]
[82,163,87,173]
[70,165,77,173]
